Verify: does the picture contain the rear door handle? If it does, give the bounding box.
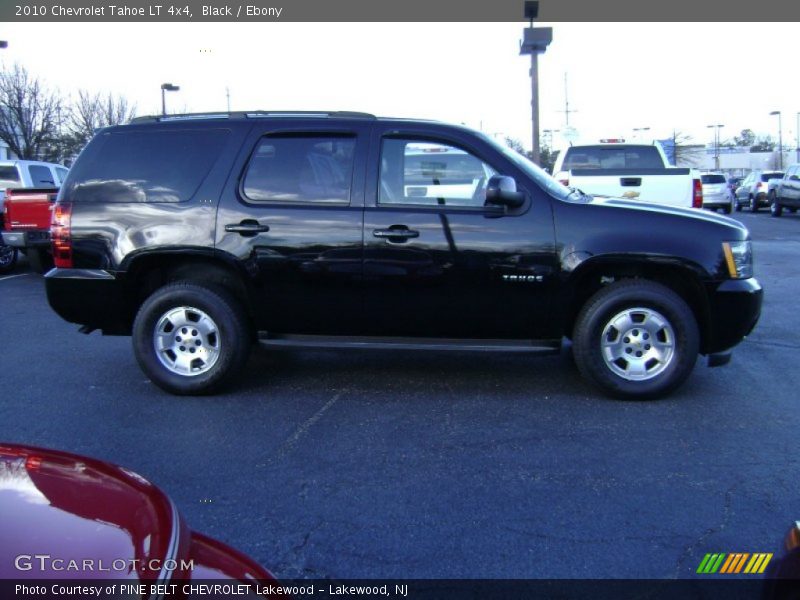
[373,227,420,240]
[225,220,270,237]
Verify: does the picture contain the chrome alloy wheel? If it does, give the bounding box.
[600,307,675,381]
[154,306,221,376]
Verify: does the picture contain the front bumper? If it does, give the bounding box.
[2,229,50,249]
[44,268,131,335]
[704,277,763,354]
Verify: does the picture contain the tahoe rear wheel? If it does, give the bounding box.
[573,280,699,400]
[133,282,250,395]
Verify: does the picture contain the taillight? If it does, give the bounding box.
[693,179,703,208]
[51,202,72,268]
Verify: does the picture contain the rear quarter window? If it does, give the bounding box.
[63,128,229,203]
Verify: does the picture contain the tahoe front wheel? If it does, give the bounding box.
[573,280,699,400]
[133,282,251,395]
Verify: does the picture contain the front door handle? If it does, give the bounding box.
[225,220,270,237]
[373,226,420,241]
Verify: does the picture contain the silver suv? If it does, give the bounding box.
[734,170,784,212]
[700,173,734,214]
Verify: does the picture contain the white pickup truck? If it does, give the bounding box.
[552,140,702,209]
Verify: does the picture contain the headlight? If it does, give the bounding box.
[722,241,753,279]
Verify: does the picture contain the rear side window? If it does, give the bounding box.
[701,174,726,184]
[242,136,355,204]
[28,165,56,187]
[561,145,663,170]
[64,128,229,203]
[0,165,20,189]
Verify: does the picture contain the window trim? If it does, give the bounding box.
[238,132,359,207]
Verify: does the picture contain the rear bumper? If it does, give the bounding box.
[704,277,763,354]
[2,229,50,249]
[44,268,130,334]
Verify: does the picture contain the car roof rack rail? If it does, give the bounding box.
[131,110,377,123]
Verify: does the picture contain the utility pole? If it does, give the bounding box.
[519,1,552,165]
[559,73,578,126]
[226,87,231,112]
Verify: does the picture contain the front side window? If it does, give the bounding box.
[242,136,355,204]
[379,139,496,208]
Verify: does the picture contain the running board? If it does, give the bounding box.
[258,333,561,354]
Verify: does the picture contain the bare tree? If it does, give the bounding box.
[63,90,136,158]
[0,63,62,160]
[670,130,705,167]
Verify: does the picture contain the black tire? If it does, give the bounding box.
[771,201,783,217]
[26,248,54,274]
[132,282,251,395]
[722,204,732,215]
[735,200,742,212]
[572,280,700,400]
[0,245,17,274]
[750,195,758,213]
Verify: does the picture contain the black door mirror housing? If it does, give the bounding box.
[485,175,525,208]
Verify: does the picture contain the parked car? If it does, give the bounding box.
[0,160,68,212]
[0,443,276,589]
[2,187,58,273]
[700,173,734,214]
[0,161,67,274]
[551,139,702,209]
[769,164,800,217]
[44,111,762,400]
[735,170,784,212]
[762,521,800,599]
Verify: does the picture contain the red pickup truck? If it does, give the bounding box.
[2,187,57,273]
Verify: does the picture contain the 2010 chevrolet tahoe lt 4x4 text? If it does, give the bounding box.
[44,111,763,399]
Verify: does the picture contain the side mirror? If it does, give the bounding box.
[485,175,525,208]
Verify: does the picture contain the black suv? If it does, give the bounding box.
[45,111,762,399]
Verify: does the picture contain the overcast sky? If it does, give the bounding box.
[3,22,796,151]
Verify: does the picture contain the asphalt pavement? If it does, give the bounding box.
[1,209,798,579]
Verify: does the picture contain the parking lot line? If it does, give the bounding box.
[0,273,31,282]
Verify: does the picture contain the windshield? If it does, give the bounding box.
[561,145,664,170]
[701,174,726,184]
[478,133,571,201]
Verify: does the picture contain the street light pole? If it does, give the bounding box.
[707,124,723,171]
[161,83,180,116]
[519,1,552,165]
[770,110,783,170]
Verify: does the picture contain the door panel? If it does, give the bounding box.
[216,124,369,334]
[362,128,559,340]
